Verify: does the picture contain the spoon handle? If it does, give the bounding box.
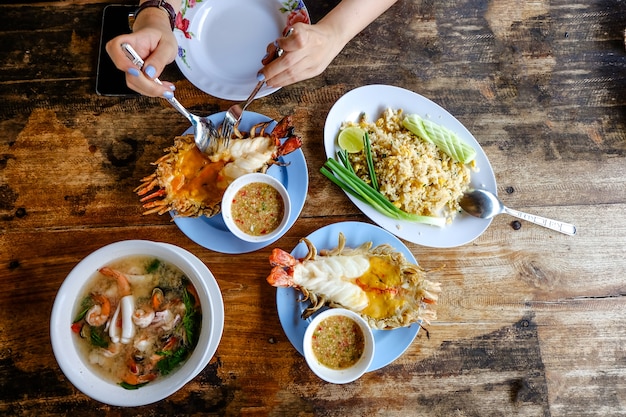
[503,207,577,236]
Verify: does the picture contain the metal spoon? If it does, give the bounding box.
[121,43,218,153]
[459,189,577,236]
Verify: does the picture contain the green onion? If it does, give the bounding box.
[363,132,378,191]
[321,157,446,227]
[336,149,354,174]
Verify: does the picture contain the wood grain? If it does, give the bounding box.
[1,0,626,415]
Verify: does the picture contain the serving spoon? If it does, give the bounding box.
[459,189,577,236]
[121,43,218,153]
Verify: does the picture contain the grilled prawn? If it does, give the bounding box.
[267,232,441,330]
[135,116,302,217]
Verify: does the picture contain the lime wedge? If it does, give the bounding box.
[337,126,366,153]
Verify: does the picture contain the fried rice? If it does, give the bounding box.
[344,108,473,223]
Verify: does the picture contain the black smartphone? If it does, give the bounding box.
[96,4,140,96]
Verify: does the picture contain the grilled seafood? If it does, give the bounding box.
[135,116,302,217]
[267,232,441,330]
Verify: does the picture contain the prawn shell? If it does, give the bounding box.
[267,233,442,330]
[135,116,302,218]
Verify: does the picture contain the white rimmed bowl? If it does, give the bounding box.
[221,173,291,243]
[303,308,375,384]
[50,240,224,407]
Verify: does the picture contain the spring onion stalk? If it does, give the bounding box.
[321,157,446,227]
[363,132,378,191]
[336,149,354,174]
[321,163,396,218]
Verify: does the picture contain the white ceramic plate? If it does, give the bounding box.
[173,111,308,254]
[50,240,224,407]
[323,84,497,248]
[174,0,310,100]
[276,221,422,372]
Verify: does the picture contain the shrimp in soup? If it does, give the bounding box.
[71,256,202,389]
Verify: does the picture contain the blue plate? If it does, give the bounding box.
[276,221,421,372]
[172,111,308,254]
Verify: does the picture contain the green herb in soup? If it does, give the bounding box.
[311,315,365,369]
[70,256,202,389]
[231,182,285,236]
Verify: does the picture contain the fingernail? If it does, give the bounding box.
[169,85,176,91]
[256,72,265,82]
[163,91,174,99]
[273,40,279,48]
[262,53,269,60]
[128,67,140,77]
[145,65,156,78]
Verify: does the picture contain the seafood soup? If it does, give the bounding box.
[71,255,202,389]
[230,182,285,236]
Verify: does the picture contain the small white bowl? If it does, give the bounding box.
[221,173,291,243]
[50,240,224,407]
[303,308,375,384]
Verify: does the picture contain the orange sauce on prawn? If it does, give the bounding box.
[356,256,405,319]
[172,146,227,208]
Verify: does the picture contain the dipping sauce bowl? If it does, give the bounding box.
[222,173,291,243]
[303,308,375,384]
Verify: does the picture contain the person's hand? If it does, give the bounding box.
[258,0,398,88]
[105,13,178,97]
[259,22,345,88]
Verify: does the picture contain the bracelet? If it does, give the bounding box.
[128,0,176,31]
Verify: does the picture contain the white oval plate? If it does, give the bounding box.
[323,84,497,248]
[276,221,422,372]
[174,0,310,100]
[172,111,308,254]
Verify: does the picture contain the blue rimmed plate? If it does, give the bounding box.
[173,111,308,254]
[276,221,422,372]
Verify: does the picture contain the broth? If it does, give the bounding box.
[71,256,202,389]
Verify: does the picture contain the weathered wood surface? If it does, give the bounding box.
[1,0,626,415]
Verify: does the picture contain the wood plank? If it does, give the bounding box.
[2,0,626,415]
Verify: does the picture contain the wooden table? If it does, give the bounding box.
[1,0,626,415]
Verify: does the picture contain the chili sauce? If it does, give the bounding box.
[231,182,285,236]
[311,315,365,369]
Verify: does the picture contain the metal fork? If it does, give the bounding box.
[220,28,294,142]
[122,43,219,153]
[219,80,266,142]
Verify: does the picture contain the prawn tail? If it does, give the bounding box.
[98,266,132,296]
[266,265,295,288]
[269,248,297,268]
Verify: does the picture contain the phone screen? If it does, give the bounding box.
[96,5,140,96]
